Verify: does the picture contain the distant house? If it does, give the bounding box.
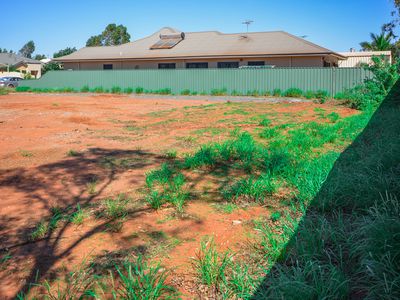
[0,53,42,78]
[338,50,392,67]
[55,27,345,70]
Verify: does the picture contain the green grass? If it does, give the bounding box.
[111,256,176,299]
[70,204,87,225]
[30,210,63,241]
[20,150,33,157]
[101,194,130,220]
[66,149,80,157]
[192,238,232,286]
[86,179,98,195]
[164,149,177,159]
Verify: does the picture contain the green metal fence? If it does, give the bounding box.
[21,68,371,95]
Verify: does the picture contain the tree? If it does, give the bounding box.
[0,48,13,53]
[42,62,62,74]
[360,31,394,51]
[19,41,35,58]
[34,54,47,61]
[86,24,131,47]
[53,47,77,58]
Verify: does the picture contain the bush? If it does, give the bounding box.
[156,88,172,95]
[135,87,144,94]
[111,86,122,94]
[180,89,191,95]
[91,86,104,93]
[272,88,282,97]
[124,87,133,94]
[211,88,228,96]
[284,88,303,98]
[336,56,399,110]
[80,85,90,93]
[304,90,316,99]
[15,86,31,92]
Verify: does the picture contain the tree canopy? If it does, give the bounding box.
[86,24,131,47]
[34,54,47,61]
[53,47,77,58]
[360,31,394,51]
[18,41,35,58]
[0,48,14,54]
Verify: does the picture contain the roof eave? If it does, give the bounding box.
[56,52,343,62]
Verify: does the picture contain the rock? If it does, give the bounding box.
[232,220,242,225]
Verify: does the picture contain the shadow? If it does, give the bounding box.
[0,148,164,297]
[251,82,400,298]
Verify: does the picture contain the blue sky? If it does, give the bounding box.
[0,0,396,57]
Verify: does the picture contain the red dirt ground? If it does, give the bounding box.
[0,93,357,299]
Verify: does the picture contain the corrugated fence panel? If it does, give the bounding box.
[21,68,371,95]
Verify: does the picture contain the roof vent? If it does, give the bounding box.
[150,32,185,49]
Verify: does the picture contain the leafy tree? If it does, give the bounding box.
[34,54,47,61]
[86,24,131,47]
[19,41,35,58]
[42,62,62,74]
[0,48,13,53]
[360,31,394,51]
[53,47,77,58]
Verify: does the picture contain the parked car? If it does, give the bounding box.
[0,77,23,88]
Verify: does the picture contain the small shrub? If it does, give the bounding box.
[284,88,303,98]
[192,238,232,286]
[124,87,134,94]
[135,87,144,94]
[211,88,228,96]
[111,256,176,299]
[156,88,172,95]
[314,90,329,99]
[80,85,90,93]
[181,89,191,95]
[91,86,104,93]
[15,86,31,92]
[272,88,282,97]
[304,90,315,99]
[111,86,122,94]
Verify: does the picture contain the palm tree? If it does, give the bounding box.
[360,31,394,51]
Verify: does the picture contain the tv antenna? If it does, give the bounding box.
[242,20,254,32]
[299,35,308,39]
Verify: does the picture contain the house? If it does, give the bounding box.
[338,50,392,67]
[0,53,42,78]
[55,27,345,70]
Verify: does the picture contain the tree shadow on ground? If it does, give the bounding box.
[0,148,166,297]
[251,83,400,298]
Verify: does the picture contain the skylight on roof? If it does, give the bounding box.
[150,32,185,50]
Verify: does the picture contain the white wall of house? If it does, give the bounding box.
[338,51,392,67]
[63,55,325,71]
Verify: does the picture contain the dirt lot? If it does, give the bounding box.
[0,93,357,298]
